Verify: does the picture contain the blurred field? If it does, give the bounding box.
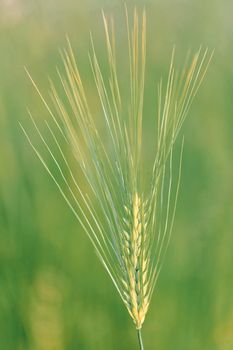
[0,0,233,349]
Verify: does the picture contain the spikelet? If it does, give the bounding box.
[121,192,149,328]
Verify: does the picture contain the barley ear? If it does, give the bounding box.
[22,6,213,349]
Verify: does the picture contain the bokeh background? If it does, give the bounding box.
[0,0,232,349]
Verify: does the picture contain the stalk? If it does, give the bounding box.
[137,329,144,350]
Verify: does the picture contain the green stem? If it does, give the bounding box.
[137,328,144,350]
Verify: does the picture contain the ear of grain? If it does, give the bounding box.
[22,6,213,334]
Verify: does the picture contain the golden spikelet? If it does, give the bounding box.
[121,192,149,329]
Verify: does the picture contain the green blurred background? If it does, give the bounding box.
[0,0,232,349]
